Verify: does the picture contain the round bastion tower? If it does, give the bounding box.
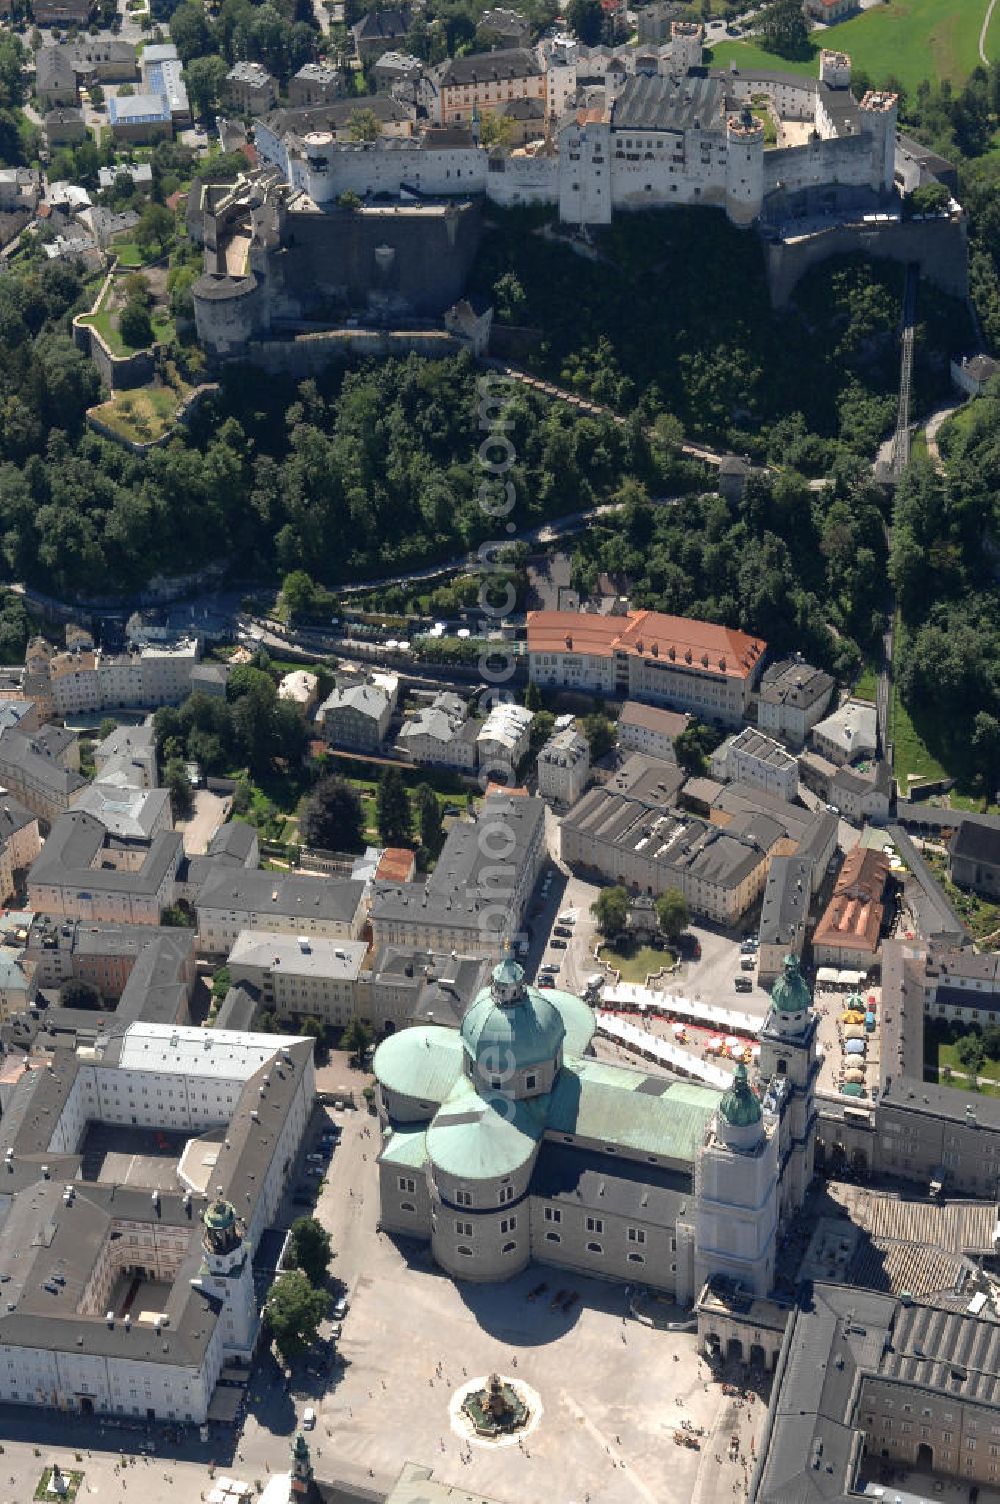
[725,108,765,227]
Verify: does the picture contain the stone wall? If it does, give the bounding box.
[243,327,462,376]
[764,214,968,307]
[275,198,482,321]
[82,325,157,391]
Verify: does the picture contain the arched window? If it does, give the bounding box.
[628,1252,645,1264]
[545,1231,561,1243]
[587,1241,603,1255]
[502,1241,516,1254]
[400,1201,415,1212]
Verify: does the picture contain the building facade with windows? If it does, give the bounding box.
[527,610,766,726]
[0,1022,314,1422]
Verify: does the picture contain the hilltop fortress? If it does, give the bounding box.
[190,30,966,364]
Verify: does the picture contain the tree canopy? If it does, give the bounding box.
[288,1216,333,1284]
[376,767,411,846]
[591,885,629,938]
[266,1269,330,1363]
[299,775,365,852]
[655,888,689,945]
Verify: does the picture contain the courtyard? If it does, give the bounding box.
[235,1097,767,1504]
[78,1123,192,1190]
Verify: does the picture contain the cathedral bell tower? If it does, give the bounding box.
[757,954,819,1216]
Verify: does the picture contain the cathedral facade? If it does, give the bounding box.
[373,953,817,1305]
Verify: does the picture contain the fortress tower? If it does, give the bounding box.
[201,1192,257,1356]
[670,20,704,76]
[859,89,899,193]
[819,48,852,90]
[725,108,765,227]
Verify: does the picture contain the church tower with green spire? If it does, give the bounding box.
[693,1060,780,1299]
[757,953,820,1216]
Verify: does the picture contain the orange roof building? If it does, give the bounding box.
[526,609,765,726]
[813,846,891,966]
[376,847,417,884]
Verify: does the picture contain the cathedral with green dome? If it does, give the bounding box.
[373,949,818,1301]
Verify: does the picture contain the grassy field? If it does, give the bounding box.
[853,660,880,702]
[598,941,675,983]
[708,0,999,95]
[924,1020,1000,1084]
[890,680,947,786]
[79,298,174,356]
[708,39,819,77]
[89,383,187,445]
[113,241,148,268]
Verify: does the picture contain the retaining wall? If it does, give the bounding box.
[764,214,968,307]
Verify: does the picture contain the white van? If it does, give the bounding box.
[303,1407,316,1429]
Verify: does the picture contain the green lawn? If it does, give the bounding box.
[89,382,188,444]
[925,1020,1000,1084]
[853,660,880,702]
[891,680,947,786]
[708,0,999,94]
[946,789,1000,815]
[80,296,174,356]
[707,39,820,78]
[598,941,675,983]
[113,240,147,268]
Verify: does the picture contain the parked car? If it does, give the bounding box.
[557,912,576,925]
[740,957,756,971]
[303,1407,316,1429]
[553,925,573,939]
[306,1152,325,1163]
[333,1295,349,1320]
[740,941,757,955]
[551,938,567,950]
[734,976,753,993]
[537,976,555,989]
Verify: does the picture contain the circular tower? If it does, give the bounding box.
[725,107,765,227]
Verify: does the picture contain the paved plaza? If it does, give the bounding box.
[0,1073,768,1504]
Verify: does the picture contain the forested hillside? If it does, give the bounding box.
[891,392,1000,792]
[472,207,971,463]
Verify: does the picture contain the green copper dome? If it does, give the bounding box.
[461,958,566,1074]
[719,1062,762,1127]
[771,953,812,1015]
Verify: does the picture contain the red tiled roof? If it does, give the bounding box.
[526,609,766,680]
[376,847,416,882]
[813,847,891,956]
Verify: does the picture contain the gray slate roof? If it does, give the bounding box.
[612,72,725,132]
